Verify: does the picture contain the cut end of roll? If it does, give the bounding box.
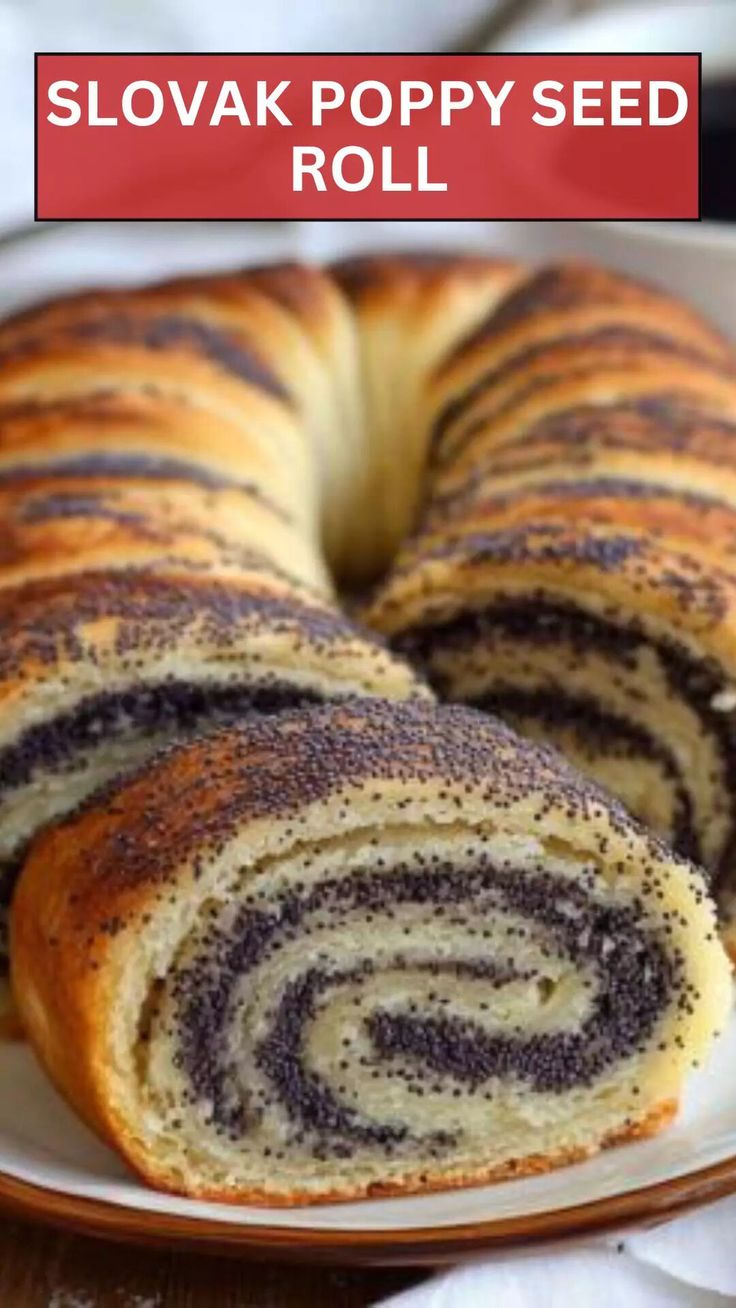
[11,700,730,1206]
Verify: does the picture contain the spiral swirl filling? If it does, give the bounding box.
[394,600,736,900]
[159,856,675,1163]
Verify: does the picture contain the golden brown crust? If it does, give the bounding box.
[4,252,736,1204]
[12,697,729,1206]
[116,1101,679,1209]
[14,699,635,926]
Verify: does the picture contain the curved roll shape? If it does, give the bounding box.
[0,568,419,1028]
[361,263,736,955]
[0,262,431,1027]
[13,701,730,1205]
[4,246,736,1058]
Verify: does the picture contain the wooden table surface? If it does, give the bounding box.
[0,1218,425,1306]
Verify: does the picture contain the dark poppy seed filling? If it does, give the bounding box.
[255,965,456,1159]
[0,453,293,524]
[470,686,699,865]
[432,364,736,473]
[430,326,729,455]
[392,525,648,579]
[0,312,288,402]
[443,267,670,357]
[428,474,736,530]
[0,679,325,798]
[18,492,155,528]
[0,679,326,969]
[393,598,736,897]
[167,859,673,1157]
[429,397,736,495]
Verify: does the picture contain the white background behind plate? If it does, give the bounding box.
[0,220,735,1235]
[1,216,736,338]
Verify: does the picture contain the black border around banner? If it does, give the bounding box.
[33,50,704,224]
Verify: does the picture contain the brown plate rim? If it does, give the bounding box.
[0,1152,735,1265]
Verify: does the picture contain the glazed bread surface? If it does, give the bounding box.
[5,252,736,1204]
[357,260,736,954]
[0,262,437,1028]
[12,700,730,1205]
[4,252,736,983]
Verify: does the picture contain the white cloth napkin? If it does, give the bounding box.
[379,1199,736,1307]
[0,2,734,1304]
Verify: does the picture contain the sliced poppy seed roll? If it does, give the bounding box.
[12,700,730,1206]
[0,570,422,1030]
[5,247,736,1055]
[0,261,427,1032]
[363,263,736,957]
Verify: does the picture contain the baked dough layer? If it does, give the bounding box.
[13,700,729,1204]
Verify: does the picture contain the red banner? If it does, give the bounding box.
[35,53,700,221]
